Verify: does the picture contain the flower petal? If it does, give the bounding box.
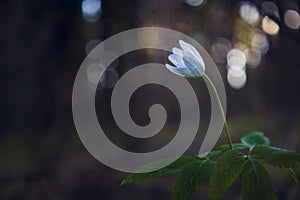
[182,58,202,77]
[183,51,205,75]
[179,40,205,67]
[172,47,183,57]
[165,64,198,77]
[168,53,185,68]
[165,64,184,76]
[176,67,200,77]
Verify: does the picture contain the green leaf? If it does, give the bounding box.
[199,150,222,158]
[241,158,277,200]
[172,160,214,200]
[241,131,270,148]
[209,150,247,200]
[250,146,300,168]
[214,143,249,151]
[284,168,298,183]
[121,156,200,185]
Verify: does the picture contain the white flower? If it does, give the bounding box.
[165,40,205,78]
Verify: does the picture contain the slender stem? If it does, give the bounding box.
[202,73,233,149]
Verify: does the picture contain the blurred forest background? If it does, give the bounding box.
[1,0,300,199]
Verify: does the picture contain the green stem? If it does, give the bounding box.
[202,73,233,150]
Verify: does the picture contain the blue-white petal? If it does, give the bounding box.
[183,51,205,75]
[165,64,184,76]
[179,40,205,68]
[168,53,185,68]
[172,47,183,57]
[165,64,198,78]
[176,67,199,77]
[182,58,202,77]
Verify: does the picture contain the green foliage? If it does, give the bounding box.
[241,131,270,148]
[250,146,300,168]
[284,168,298,183]
[209,150,246,200]
[121,156,200,185]
[198,150,222,158]
[172,160,214,200]
[122,132,300,199]
[241,158,277,200]
[214,143,248,151]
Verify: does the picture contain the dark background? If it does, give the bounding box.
[1,0,300,199]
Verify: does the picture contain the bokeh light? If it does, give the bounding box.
[81,0,101,22]
[184,0,204,7]
[251,32,269,54]
[226,48,247,89]
[245,48,261,68]
[227,68,247,89]
[239,1,260,25]
[284,10,300,30]
[227,49,246,70]
[262,16,279,35]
